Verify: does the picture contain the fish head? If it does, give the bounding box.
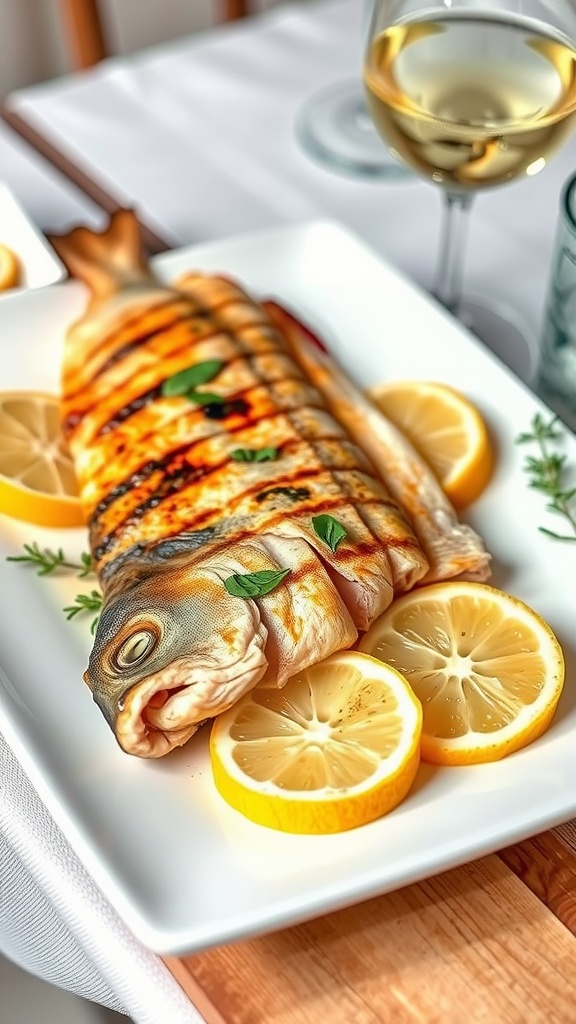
[84,553,268,758]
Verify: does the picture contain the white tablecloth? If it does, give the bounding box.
[3,0,576,1018]
[8,0,576,380]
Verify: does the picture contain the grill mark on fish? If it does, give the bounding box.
[66,315,283,425]
[66,279,294,448]
[92,462,325,561]
[88,370,314,442]
[98,505,394,590]
[92,462,401,568]
[64,319,239,426]
[63,285,277,424]
[91,458,163,518]
[202,398,250,420]
[89,440,373,548]
[78,385,332,516]
[83,311,217,384]
[63,298,188,397]
[97,386,163,435]
[255,486,311,504]
[70,311,289,441]
[87,424,360,540]
[88,411,299,518]
[92,388,251,438]
[65,307,198,398]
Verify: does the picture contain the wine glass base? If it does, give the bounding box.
[295,79,412,180]
[457,297,537,385]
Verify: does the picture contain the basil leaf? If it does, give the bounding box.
[230,447,278,463]
[224,568,291,598]
[188,390,224,406]
[312,514,347,552]
[161,360,223,397]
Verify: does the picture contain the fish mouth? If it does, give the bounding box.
[109,651,268,758]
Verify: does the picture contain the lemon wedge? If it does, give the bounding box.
[368,379,494,508]
[0,390,84,527]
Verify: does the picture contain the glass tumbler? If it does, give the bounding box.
[537,172,576,431]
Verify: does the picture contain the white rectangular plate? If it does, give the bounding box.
[0,182,65,292]
[1,220,575,955]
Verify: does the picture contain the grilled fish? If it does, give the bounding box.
[262,302,492,586]
[50,211,489,758]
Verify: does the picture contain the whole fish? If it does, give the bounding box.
[50,211,489,758]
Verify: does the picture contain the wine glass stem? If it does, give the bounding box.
[433,190,475,316]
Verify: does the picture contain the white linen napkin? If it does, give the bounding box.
[0,734,204,1024]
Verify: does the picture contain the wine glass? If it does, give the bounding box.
[295,0,411,180]
[296,78,411,180]
[363,0,576,343]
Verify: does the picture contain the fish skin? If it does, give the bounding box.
[86,533,360,758]
[86,543,270,757]
[262,301,491,586]
[50,210,428,757]
[86,534,358,758]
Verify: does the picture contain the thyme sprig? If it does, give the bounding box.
[6,543,103,631]
[63,591,104,634]
[6,542,94,576]
[516,413,576,542]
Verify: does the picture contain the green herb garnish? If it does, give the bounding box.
[516,413,576,541]
[224,567,291,598]
[161,360,223,397]
[312,514,347,552]
[6,543,102,630]
[230,447,278,463]
[188,391,224,407]
[6,543,94,577]
[63,590,104,634]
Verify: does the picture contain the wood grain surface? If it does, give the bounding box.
[164,846,576,1024]
[501,824,576,936]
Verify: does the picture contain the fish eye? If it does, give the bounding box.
[113,629,158,671]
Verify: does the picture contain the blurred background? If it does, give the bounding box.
[0,0,282,100]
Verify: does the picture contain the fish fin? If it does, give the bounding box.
[48,209,153,301]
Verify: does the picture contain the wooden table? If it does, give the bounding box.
[163,825,576,1023]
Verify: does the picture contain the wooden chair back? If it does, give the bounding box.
[59,0,250,70]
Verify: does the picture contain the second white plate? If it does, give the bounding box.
[0,182,65,293]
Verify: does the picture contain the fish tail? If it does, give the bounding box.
[48,209,153,301]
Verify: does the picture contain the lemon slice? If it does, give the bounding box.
[210,651,422,833]
[368,380,494,508]
[359,581,564,766]
[0,243,21,291]
[0,390,84,527]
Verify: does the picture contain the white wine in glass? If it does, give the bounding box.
[363,1,576,330]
